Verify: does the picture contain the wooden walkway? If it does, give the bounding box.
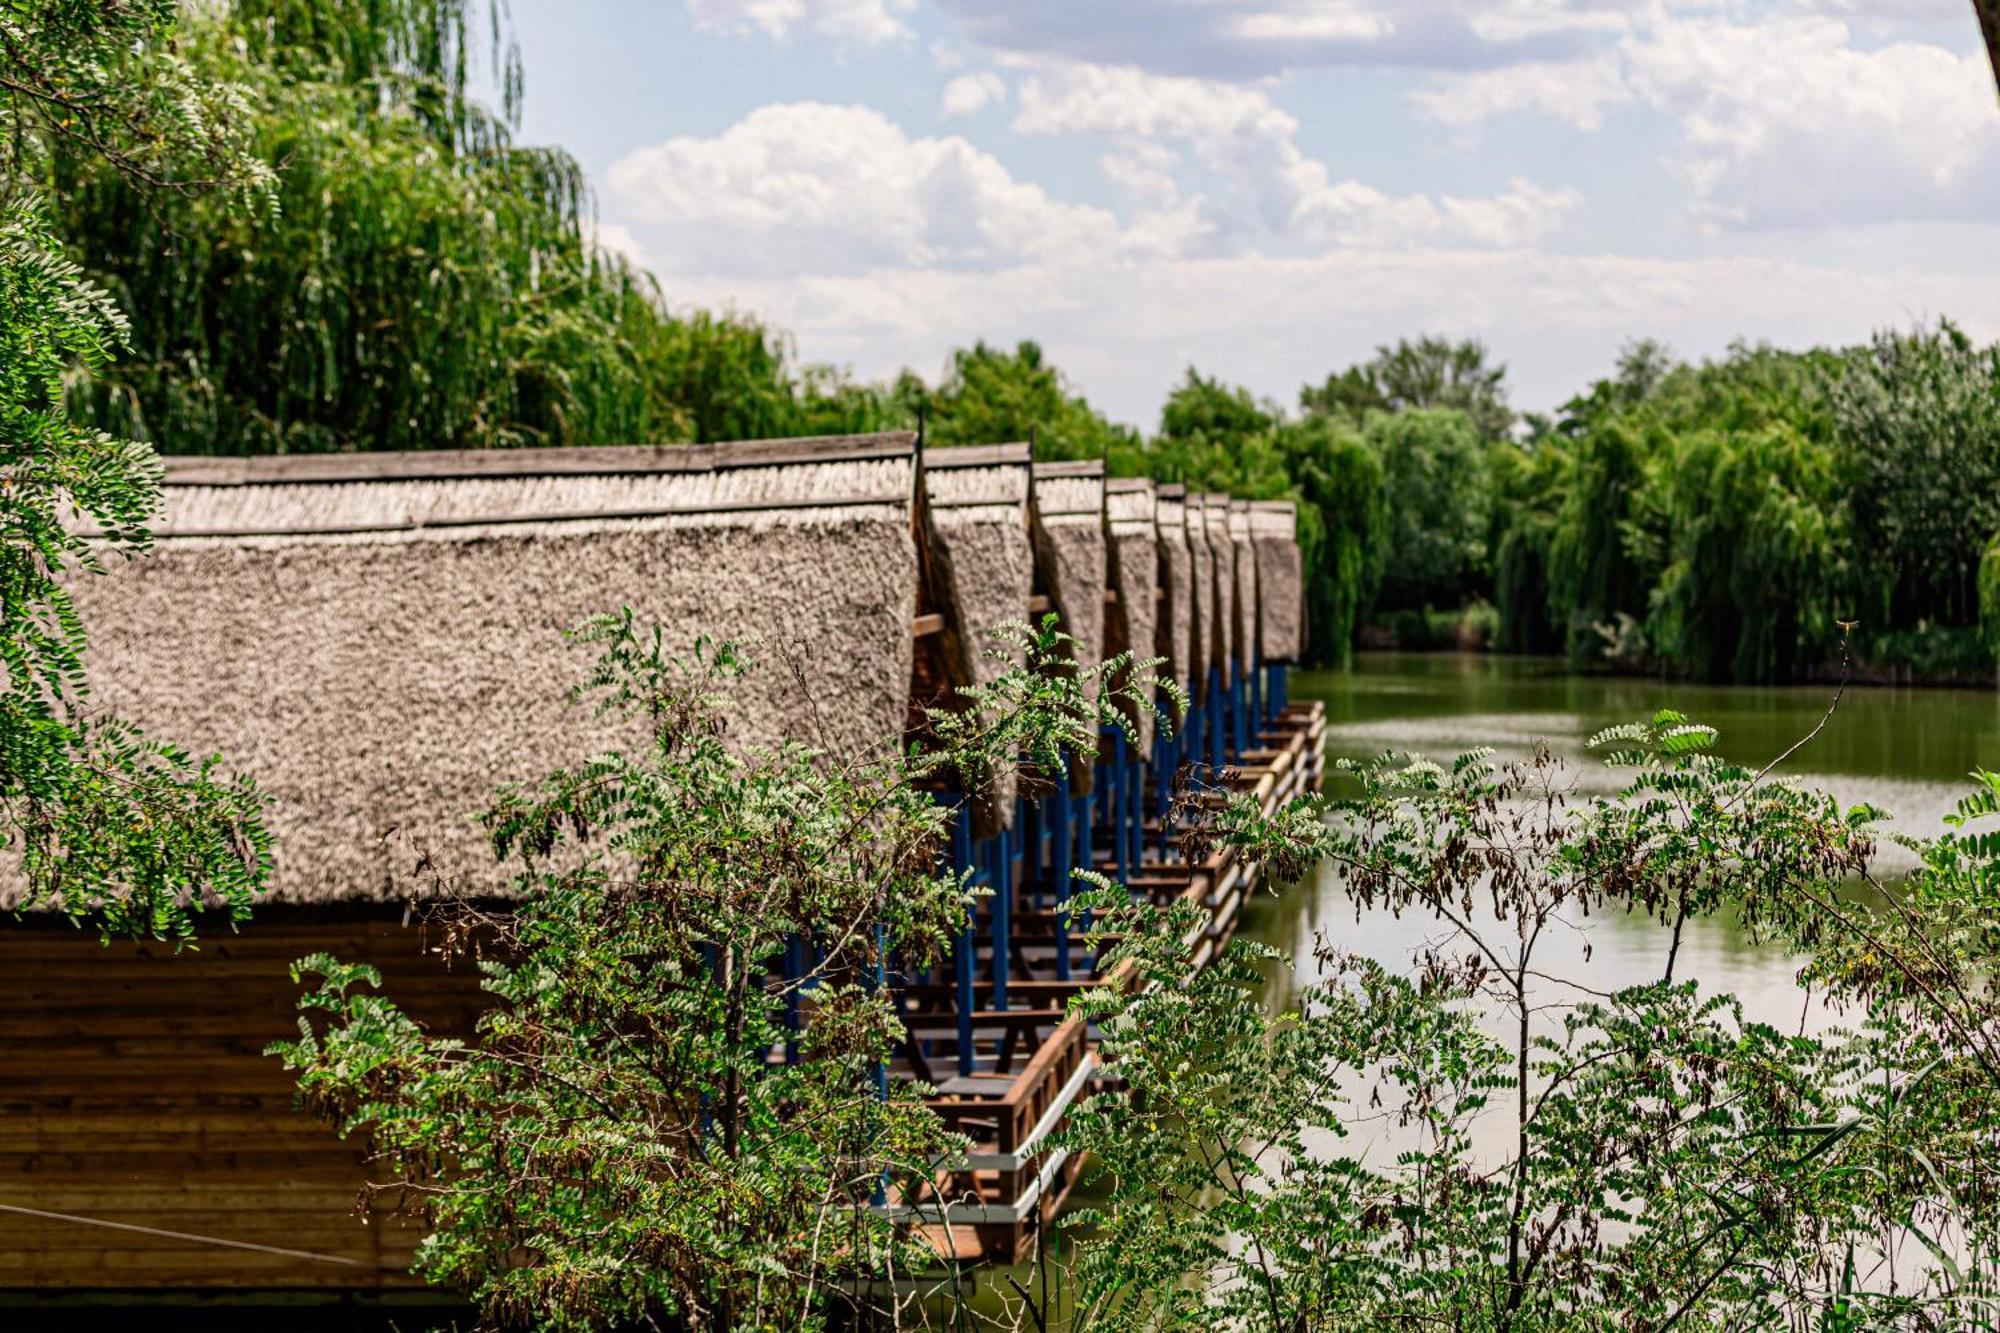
[893,689,1327,1264]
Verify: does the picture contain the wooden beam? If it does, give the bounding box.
[913,613,946,639]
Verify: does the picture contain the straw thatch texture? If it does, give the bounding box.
[1202,495,1236,686]
[1154,487,1194,700]
[153,458,917,533]
[63,440,920,905]
[1250,500,1305,663]
[923,445,1034,834]
[1229,501,1259,672]
[1031,462,1106,793]
[1106,479,1161,755]
[1183,494,1215,700]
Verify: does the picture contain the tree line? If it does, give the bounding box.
[38,0,2000,688]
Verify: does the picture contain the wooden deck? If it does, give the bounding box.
[0,695,1324,1291]
[897,696,1327,1265]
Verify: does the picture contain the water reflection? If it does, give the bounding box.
[1238,652,2000,1167]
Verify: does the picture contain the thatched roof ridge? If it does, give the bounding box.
[61,441,920,906]
[1249,499,1305,663]
[1031,461,1106,791]
[147,435,917,537]
[1228,500,1259,672]
[1104,478,1161,753]
[161,432,918,486]
[922,443,1034,834]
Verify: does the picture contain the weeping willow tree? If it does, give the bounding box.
[1635,424,1851,683]
[51,0,886,455]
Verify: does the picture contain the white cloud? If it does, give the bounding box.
[1013,61,1581,248]
[587,220,650,269]
[1411,12,2000,228]
[1626,16,2000,227]
[656,244,2000,426]
[941,71,1007,117]
[1408,55,1632,131]
[684,0,912,43]
[1226,2,1393,43]
[603,103,1123,278]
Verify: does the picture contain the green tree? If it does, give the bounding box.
[55,0,668,454]
[1304,336,1515,441]
[1834,321,2000,631]
[273,614,1177,1330]
[919,340,1137,461]
[1274,416,1386,666]
[1545,421,1650,663]
[1364,407,1489,612]
[1487,439,1564,655]
[1,1,270,937]
[1055,712,2000,1328]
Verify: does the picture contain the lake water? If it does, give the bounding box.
[1236,652,2000,1159]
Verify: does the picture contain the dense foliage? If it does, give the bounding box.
[271,615,1176,1330]
[50,0,896,454]
[1,0,270,937]
[1050,710,2000,1329]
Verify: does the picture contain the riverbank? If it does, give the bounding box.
[1359,611,1996,690]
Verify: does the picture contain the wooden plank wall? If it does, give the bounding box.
[0,911,485,1290]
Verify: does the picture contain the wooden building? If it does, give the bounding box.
[3,434,1323,1302]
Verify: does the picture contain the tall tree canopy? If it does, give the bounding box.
[2,1,270,936]
[52,0,885,455]
[1303,336,1516,441]
[913,339,1133,461]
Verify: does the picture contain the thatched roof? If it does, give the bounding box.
[67,434,921,905]
[1201,494,1236,684]
[1153,486,1195,703]
[1105,478,1161,755]
[1182,493,1215,699]
[1250,500,1306,663]
[1031,461,1106,792]
[922,442,1034,834]
[1228,501,1259,672]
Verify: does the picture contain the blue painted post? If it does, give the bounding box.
[870,921,890,1205]
[1126,746,1143,874]
[1110,728,1131,886]
[991,823,1012,1013]
[1051,765,1073,981]
[1208,665,1226,772]
[783,934,803,1066]
[1251,650,1264,733]
[951,802,976,1078]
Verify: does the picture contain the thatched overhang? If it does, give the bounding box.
[1202,494,1236,683]
[1182,493,1216,700]
[1250,500,1306,663]
[1229,501,1259,673]
[1153,486,1195,702]
[922,442,1034,834]
[1105,478,1161,755]
[65,434,921,905]
[1030,460,1106,792]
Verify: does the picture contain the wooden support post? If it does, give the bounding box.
[991,823,1012,1013]
[1111,727,1132,886]
[952,803,977,1078]
[1208,664,1226,773]
[784,934,803,1066]
[1052,763,1073,981]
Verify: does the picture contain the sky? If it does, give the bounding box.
[504,0,2000,428]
